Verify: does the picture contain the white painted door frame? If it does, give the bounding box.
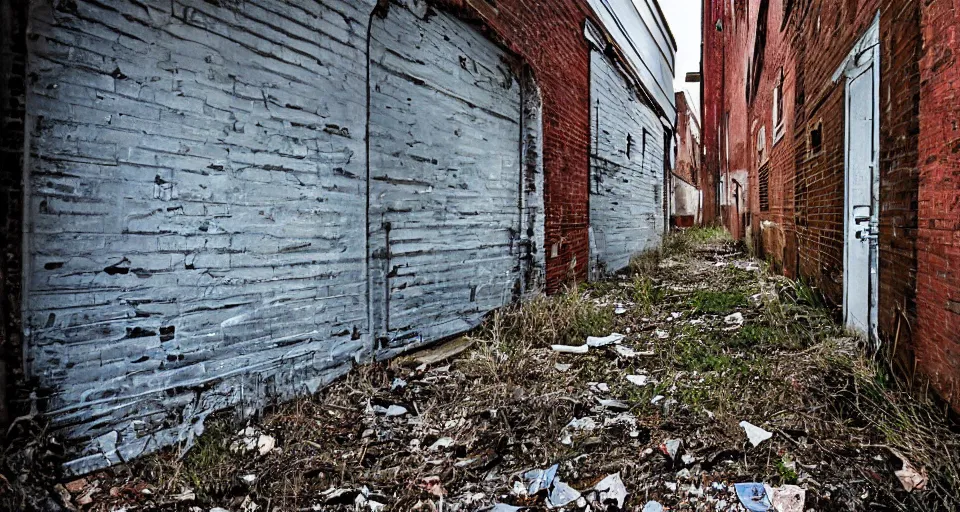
[835,13,880,347]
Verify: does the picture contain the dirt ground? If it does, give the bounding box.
[4,229,960,511]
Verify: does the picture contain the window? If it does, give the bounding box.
[759,163,770,212]
[773,68,785,143]
[809,121,823,156]
[757,126,767,164]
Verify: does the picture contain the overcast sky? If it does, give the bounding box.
[653,0,702,117]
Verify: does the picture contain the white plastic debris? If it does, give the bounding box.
[555,363,573,372]
[724,312,745,327]
[373,405,408,417]
[598,399,630,410]
[771,485,806,512]
[551,344,589,354]
[625,374,650,387]
[230,428,276,456]
[651,395,665,404]
[390,378,407,391]
[892,450,928,492]
[240,474,257,485]
[487,505,524,512]
[547,480,581,508]
[655,329,669,339]
[739,421,773,447]
[643,501,663,512]
[661,439,683,460]
[565,417,599,432]
[593,473,628,509]
[523,464,559,495]
[614,305,627,315]
[429,437,454,451]
[586,333,625,347]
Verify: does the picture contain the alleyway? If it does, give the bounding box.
[8,230,960,511]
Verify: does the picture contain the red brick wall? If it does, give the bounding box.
[701,0,722,224]
[879,0,921,372]
[701,0,960,408]
[917,0,960,410]
[674,91,701,188]
[440,0,600,290]
[0,0,26,425]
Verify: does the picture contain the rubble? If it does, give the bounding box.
[27,231,959,512]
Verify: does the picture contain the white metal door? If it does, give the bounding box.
[841,23,880,343]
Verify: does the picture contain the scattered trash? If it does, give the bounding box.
[655,329,669,339]
[372,404,408,417]
[555,363,573,372]
[771,485,806,512]
[429,437,454,451]
[240,474,257,485]
[734,483,772,511]
[660,439,683,461]
[598,399,630,410]
[612,345,654,358]
[739,421,773,447]
[522,464,559,495]
[230,427,276,456]
[588,382,610,393]
[614,305,627,315]
[724,312,744,327]
[625,374,650,387]
[565,417,599,432]
[891,450,928,492]
[651,395,665,404]
[642,500,664,512]
[390,378,407,391]
[551,344,589,354]
[420,476,445,497]
[586,333,625,347]
[547,479,581,508]
[592,473,628,509]
[485,505,525,512]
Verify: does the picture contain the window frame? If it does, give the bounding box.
[772,69,785,144]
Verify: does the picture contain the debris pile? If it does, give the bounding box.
[10,230,960,512]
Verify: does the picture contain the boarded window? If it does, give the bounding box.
[759,162,770,212]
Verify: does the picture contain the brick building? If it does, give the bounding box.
[701,0,960,410]
[0,0,675,472]
[671,90,702,228]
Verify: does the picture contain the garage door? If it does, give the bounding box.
[368,1,524,355]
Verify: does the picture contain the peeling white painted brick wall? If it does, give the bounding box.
[589,50,665,276]
[368,2,538,357]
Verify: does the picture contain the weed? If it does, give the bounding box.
[777,455,799,485]
[690,290,748,314]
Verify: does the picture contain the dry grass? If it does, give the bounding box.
[23,227,960,512]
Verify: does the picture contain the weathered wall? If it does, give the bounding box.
[701,0,960,409]
[878,0,920,373]
[674,91,701,189]
[367,2,535,356]
[0,0,27,426]
[671,175,700,220]
[589,50,665,276]
[25,0,379,474]
[917,0,960,410]
[16,0,676,473]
